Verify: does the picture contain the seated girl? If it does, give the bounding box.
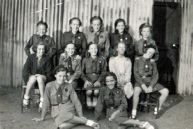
[59,42,81,89]
[22,43,53,110]
[109,42,133,99]
[32,65,100,129]
[132,45,169,119]
[81,42,106,108]
[94,72,154,129]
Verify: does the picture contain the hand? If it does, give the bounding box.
[150,59,155,62]
[94,81,100,87]
[141,84,148,93]
[109,110,120,122]
[80,116,87,121]
[32,118,44,122]
[85,80,92,88]
[147,86,153,93]
[68,79,73,83]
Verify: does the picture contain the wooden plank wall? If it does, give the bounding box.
[0,0,153,87]
[178,0,193,94]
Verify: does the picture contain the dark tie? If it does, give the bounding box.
[37,57,41,67]
[57,86,63,104]
[92,59,98,73]
[67,57,73,73]
[94,33,99,44]
[144,59,150,72]
[143,40,147,52]
[109,91,114,106]
[72,34,76,44]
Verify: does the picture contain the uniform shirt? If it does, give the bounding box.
[86,31,110,58]
[135,38,159,61]
[25,34,56,57]
[61,31,87,57]
[110,33,134,59]
[81,56,106,83]
[109,56,132,87]
[42,81,83,118]
[134,56,158,87]
[95,86,127,120]
[59,54,81,81]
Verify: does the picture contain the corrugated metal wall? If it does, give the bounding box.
[0,0,153,87]
[178,0,193,95]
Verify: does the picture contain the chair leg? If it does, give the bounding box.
[21,87,25,114]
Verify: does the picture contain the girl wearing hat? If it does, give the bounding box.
[32,65,100,129]
[81,42,106,109]
[59,42,81,89]
[95,72,154,129]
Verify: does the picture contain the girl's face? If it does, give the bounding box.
[116,21,125,34]
[91,19,101,32]
[141,27,151,39]
[70,19,80,33]
[37,24,47,37]
[37,45,45,57]
[65,44,75,56]
[117,43,126,55]
[144,48,155,59]
[88,44,98,56]
[106,76,116,89]
[55,71,67,85]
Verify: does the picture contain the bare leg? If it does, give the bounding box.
[59,122,77,129]
[36,75,46,100]
[86,90,92,108]
[122,119,154,129]
[132,87,142,117]
[25,76,37,98]
[158,88,169,109]
[93,90,99,107]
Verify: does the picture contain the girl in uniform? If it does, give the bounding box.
[32,65,100,129]
[61,17,87,58]
[85,16,110,59]
[59,42,81,89]
[95,72,154,129]
[81,42,106,108]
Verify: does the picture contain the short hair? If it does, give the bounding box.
[114,18,129,34]
[103,72,117,86]
[53,65,67,75]
[87,41,98,50]
[89,16,103,32]
[37,42,47,50]
[139,23,152,36]
[69,17,82,26]
[143,44,156,53]
[37,21,48,28]
[63,41,76,50]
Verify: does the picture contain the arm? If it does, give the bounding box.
[94,89,104,121]
[70,86,83,117]
[123,59,132,83]
[134,59,143,85]
[81,34,87,58]
[41,85,51,119]
[153,41,159,61]
[150,62,159,87]
[104,32,110,58]
[117,90,127,112]
[45,59,53,82]
[25,36,34,56]
[22,57,32,84]
[108,57,115,73]
[97,58,107,82]
[49,38,56,58]
[81,58,90,82]
[70,58,81,81]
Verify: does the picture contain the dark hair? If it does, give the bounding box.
[143,44,156,54]
[114,18,129,34]
[89,16,103,32]
[103,72,117,86]
[37,42,47,51]
[53,65,67,75]
[113,41,126,56]
[69,17,82,26]
[63,41,76,50]
[139,23,152,36]
[86,42,98,57]
[37,21,48,28]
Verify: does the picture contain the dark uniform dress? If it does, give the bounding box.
[59,54,81,89]
[110,33,134,60]
[61,31,87,58]
[42,81,83,127]
[22,54,53,85]
[95,86,128,129]
[25,34,56,57]
[134,56,164,91]
[81,56,106,89]
[86,31,110,59]
[135,38,159,61]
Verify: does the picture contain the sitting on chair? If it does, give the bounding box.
[22,43,53,110]
[132,44,169,119]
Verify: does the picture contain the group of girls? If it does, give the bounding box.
[22,15,169,129]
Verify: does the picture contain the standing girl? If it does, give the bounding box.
[110,18,134,60]
[135,23,159,61]
[85,16,110,59]
[61,17,87,58]
[81,42,106,108]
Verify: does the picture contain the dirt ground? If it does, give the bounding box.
[0,87,192,129]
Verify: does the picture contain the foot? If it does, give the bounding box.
[23,95,29,106]
[140,121,154,129]
[38,98,43,112]
[153,107,160,115]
